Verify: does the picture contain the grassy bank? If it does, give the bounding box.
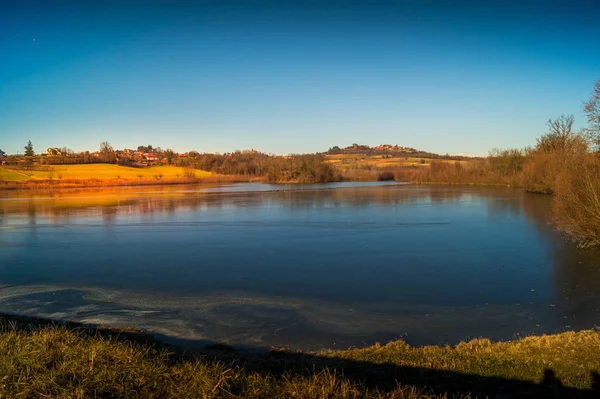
[0,314,598,398]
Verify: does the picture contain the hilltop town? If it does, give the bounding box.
[327,143,418,154]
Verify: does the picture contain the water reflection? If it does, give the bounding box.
[514,194,600,331]
[0,183,599,350]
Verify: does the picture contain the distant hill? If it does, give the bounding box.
[324,143,478,161]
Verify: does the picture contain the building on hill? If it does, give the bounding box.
[145,152,159,162]
[46,148,62,156]
[372,144,416,152]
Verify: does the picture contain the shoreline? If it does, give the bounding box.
[0,175,528,193]
[0,175,257,191]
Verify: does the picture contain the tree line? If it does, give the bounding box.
[172,151,341,183]
[2,140,341,184]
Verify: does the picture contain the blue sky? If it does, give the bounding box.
[1,0,599,156]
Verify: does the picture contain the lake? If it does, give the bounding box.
[0,182,599,351]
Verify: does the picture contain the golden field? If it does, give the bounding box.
[0,164,212,181]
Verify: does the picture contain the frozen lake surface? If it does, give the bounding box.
[1,182,599,350]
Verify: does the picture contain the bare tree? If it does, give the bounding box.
[584,78,600,148]
[99,141,116,163]
[60,146,73,156]
[536,115,575,153]
[547,114,574,140]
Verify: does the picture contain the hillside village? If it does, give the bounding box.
[327,143,418,154]
[3,144,190,167]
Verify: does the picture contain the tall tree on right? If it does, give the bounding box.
[24,140,34,156]
[584,78,600,149]
[536,114,575,153]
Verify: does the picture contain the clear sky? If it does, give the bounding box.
[1,0,599,156]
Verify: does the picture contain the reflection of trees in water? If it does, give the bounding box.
[166,199,176,215]
[290,187,435,208]
[102,207,117,225]
[242,187,444,209]
[553,248,600,329]
[27,200,37,225]
[3,186,520,220]
[547,240,600,329]
[520,193,553,228]
[24,199,39,242]
[428,187,466,203]
[483,191,525,219]
[520,193,600,329]
[4,187,442,219]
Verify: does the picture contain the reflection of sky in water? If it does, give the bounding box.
[0,183,599,350]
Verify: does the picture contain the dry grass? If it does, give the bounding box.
[0,317,598,398]
[325,330,600,390]
[0,325,426,398]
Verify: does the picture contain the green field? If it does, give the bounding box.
[0,168,31,181]
[0,164,212,181]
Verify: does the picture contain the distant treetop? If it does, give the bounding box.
[24,140,34,157]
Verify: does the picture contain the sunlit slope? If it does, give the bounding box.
[324,154,469,169]
[0,164,212,181]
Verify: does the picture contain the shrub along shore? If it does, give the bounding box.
[0,313,599,398]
